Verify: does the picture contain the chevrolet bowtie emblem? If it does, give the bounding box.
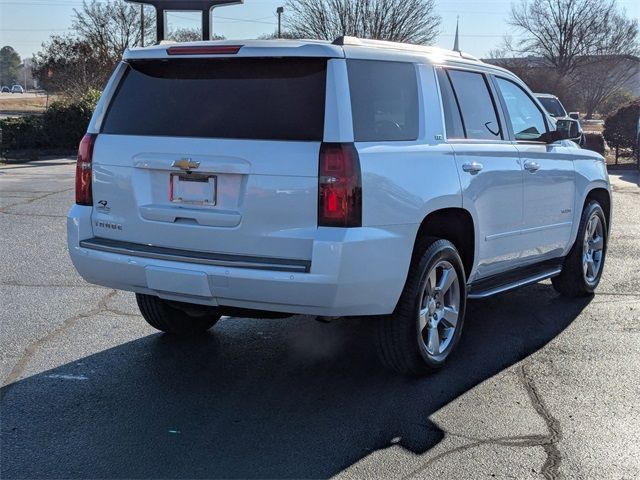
[172,158,200,171]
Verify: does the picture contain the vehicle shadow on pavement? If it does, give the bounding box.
[1,284,591,479]
[610,168,639,187]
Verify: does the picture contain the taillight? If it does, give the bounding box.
[75,133,96,206]
[318,143,362,227]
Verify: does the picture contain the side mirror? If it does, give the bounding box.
[541,118,582,143]
[569,112,580,120]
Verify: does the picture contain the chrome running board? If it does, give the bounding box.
[467,257,564,299]
[467,268,562,299]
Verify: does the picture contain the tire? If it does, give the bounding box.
[136,293,221,335]
[552,200,608,297]
[376,238,467,376]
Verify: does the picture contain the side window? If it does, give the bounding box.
[447,69,502,140]
[495,77,547,141]
[436,69,465,139]
[347,60,419,142]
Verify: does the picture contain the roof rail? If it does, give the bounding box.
[332,36,480,61]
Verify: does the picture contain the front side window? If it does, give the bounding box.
[347,60,419,142]
[446,69,502,140]
[497,78,547,141]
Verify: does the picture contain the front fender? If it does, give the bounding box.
[568,155,610,251]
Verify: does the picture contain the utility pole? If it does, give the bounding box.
[140,4,145,47]
[276,6,284,38]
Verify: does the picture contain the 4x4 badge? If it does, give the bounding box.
[172,158,200,171]
[97,200,110,213]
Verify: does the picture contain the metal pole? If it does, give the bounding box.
[140,4,145,47]
[276,6,283,38]
[156,8,165,43]
[202,9,210,40]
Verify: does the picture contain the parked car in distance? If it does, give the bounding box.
[535,93,568,118]
[11,85,24,94]
[68,37,611,376]
[1,86,10,93]
[535,93,584,145]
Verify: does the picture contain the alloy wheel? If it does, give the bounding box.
[418,260,461,360]
[582,213,604,284]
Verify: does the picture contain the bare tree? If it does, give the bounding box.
[509,0,639,78]
[33,0,155,96]
[167,28,225,42]
[32,35,113,97]
[284,0,441,45]
[258,30,304,40]
[575,56,639,118]
[72,0,154,60]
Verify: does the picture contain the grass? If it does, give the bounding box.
[0,93,56,113]
[606,151,638,167]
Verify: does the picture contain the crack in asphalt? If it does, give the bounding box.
[0,187,73,214]
[1,282,102,288]
[401,430,551,479]
[401,365,563,479]
[1,289,139,393]
[518,364,562,480]
[596,292,640,297]
[0,211,66,218]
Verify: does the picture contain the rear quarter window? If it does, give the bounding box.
[347,60,419,142]
[102,58,327,141]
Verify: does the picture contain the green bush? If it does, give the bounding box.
[0,115,47,150]
[0,89,100,153]
[603,100,640,163]
[583,132,607,156]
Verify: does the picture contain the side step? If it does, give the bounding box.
[467,258,564,299]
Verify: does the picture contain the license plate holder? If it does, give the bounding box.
[170,173,217,206]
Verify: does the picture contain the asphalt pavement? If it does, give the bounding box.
[1,160,638,479]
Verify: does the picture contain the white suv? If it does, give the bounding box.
[68,37,611,376]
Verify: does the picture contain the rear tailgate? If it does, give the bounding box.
[90,56,328,261]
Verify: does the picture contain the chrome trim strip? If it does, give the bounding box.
[486,221,573,241]
[79,238,311,273]
[467,268,561,299]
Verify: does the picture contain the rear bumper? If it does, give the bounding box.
[67,205,416,316]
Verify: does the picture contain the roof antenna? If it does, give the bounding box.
[453,15,460,52]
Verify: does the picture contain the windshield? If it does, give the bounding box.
[537,96,567,117]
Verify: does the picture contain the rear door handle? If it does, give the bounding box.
[462,162,483,174]
[524,161,541,172]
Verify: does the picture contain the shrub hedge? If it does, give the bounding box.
[582,132,607,156]
[603,100,640,163]
[0,89,100,152]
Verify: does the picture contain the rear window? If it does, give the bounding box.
[347,60,419,142]
[102,58,327,141]
[537,96,566,118]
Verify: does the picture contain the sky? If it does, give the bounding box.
[1,0,639,61]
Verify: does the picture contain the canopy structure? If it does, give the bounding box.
[126,0,244,42]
